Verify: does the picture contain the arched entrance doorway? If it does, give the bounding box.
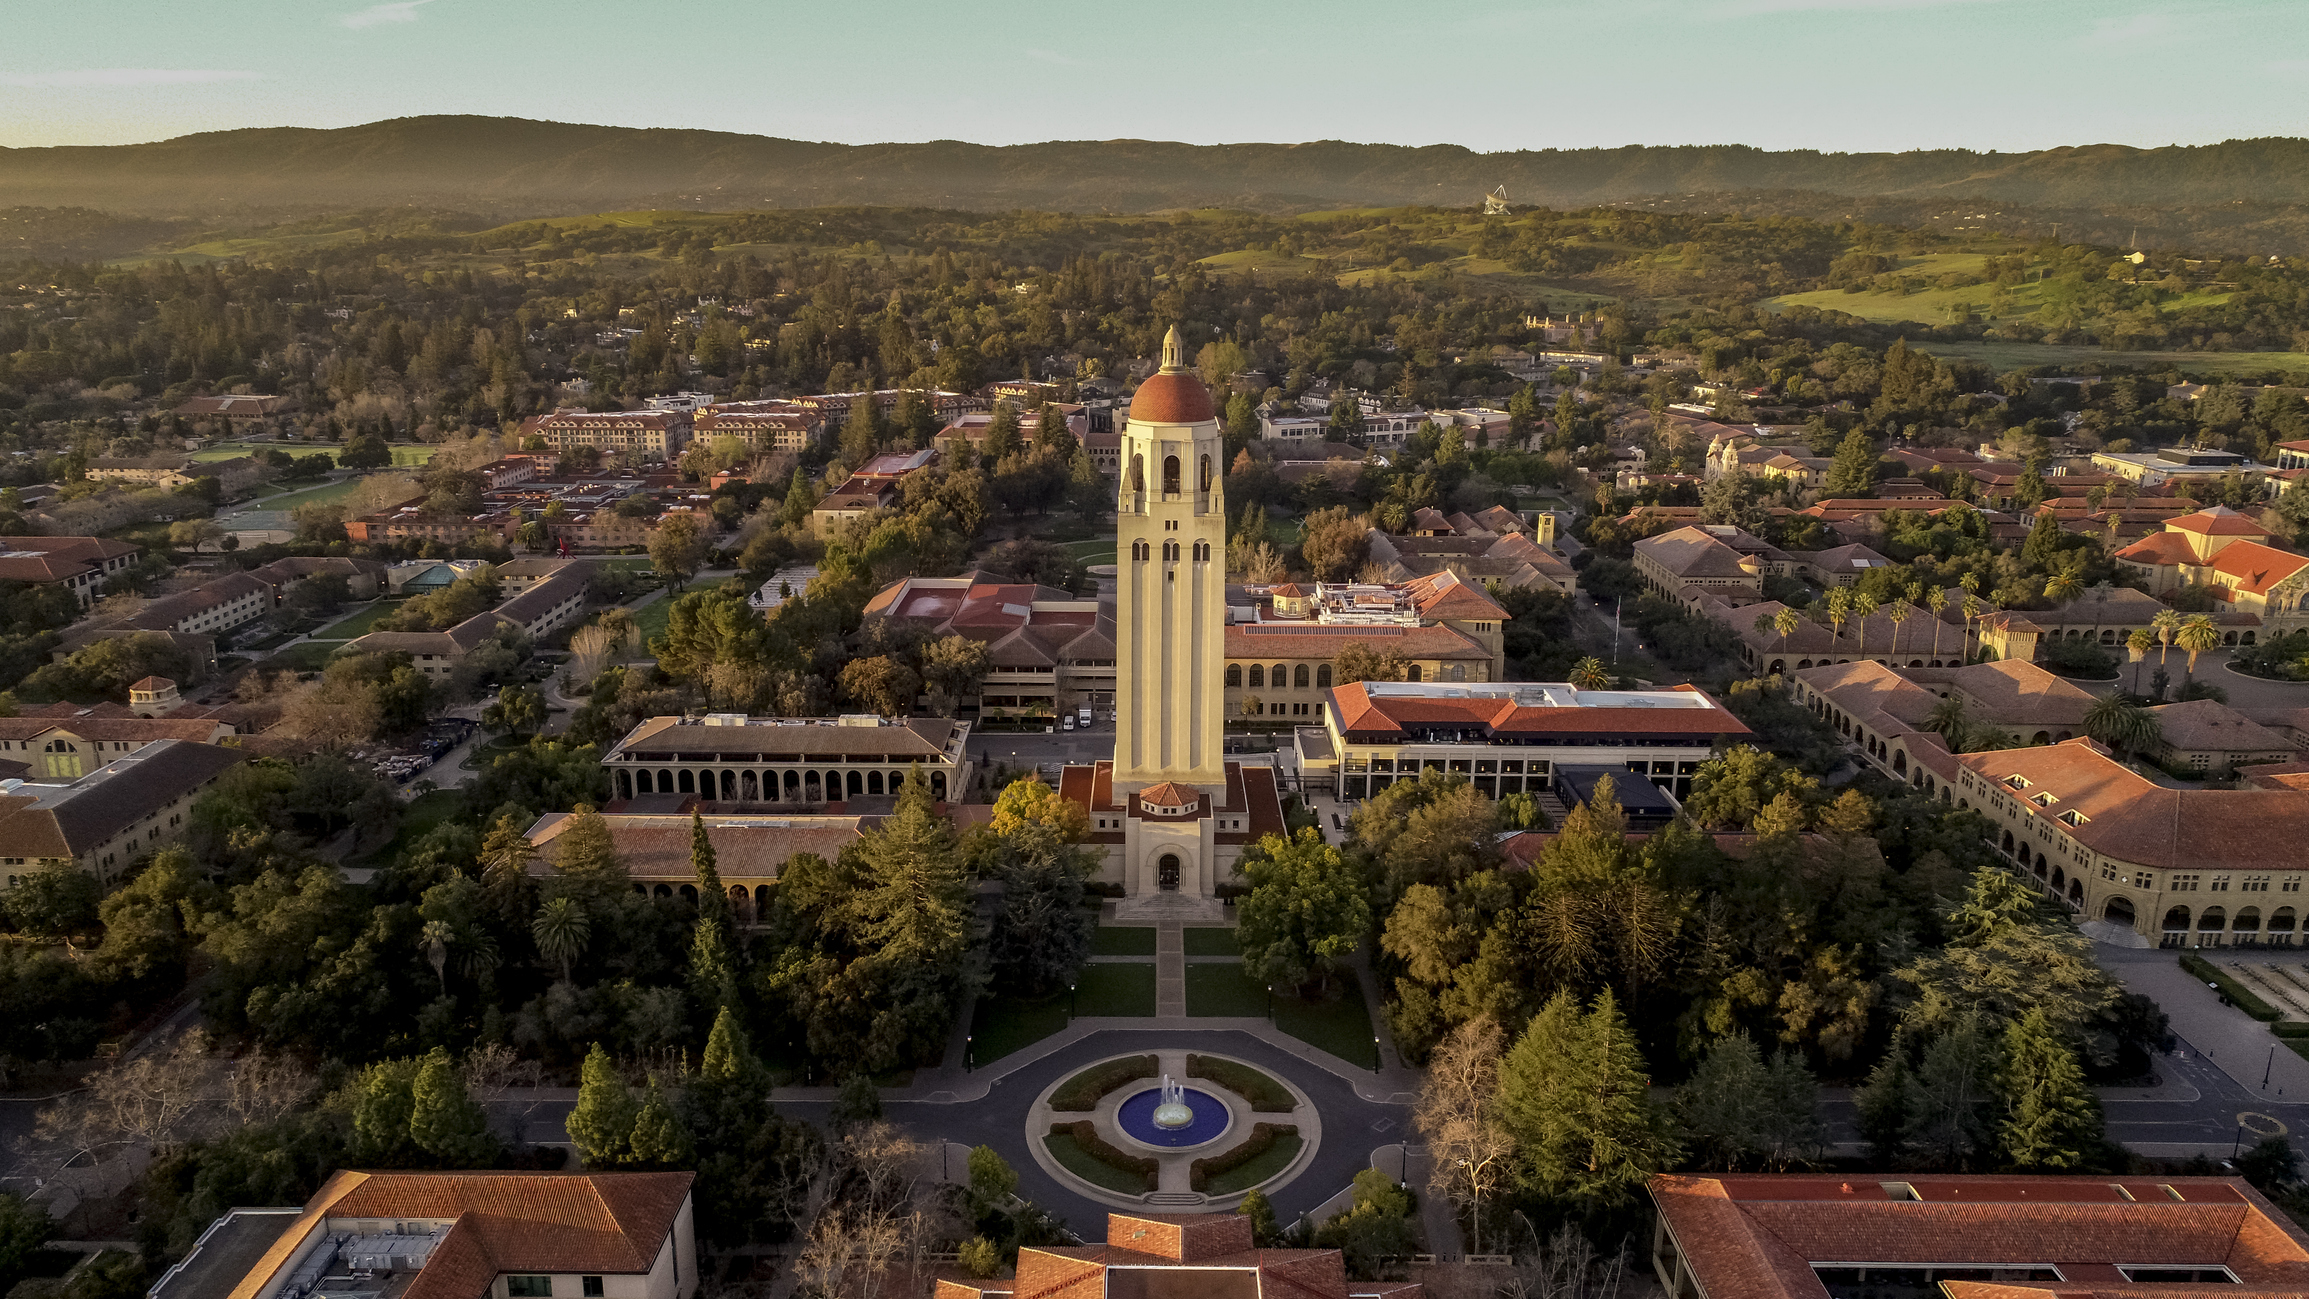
[1157,853,1182,892]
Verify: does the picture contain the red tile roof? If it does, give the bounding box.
[1328,680,1748,741]
[2171,505,2273,537]
[2210,540,2309,596]
[1653,1173,2309,1298]
[1956,738,2309,870]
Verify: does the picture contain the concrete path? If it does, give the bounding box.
[1156,925,1186,1018]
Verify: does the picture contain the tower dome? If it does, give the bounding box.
[1129,326,1216,425]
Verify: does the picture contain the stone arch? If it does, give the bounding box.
[1294,664,1310,688]
[783,770,800,796]
[1127,454,1143,492]
[730,885,754,925]
[1156,851,1183,892]
[1797,659,1814,669]
[653,884,674,898]
[1407,665,1423,682]
[2223,631,2239,646]
[754,884,772,916]
[932,771,948,799]
[2000,829,2015,855]
[867,771,884,795]
[2031,730,2052,745]
[1909,659,1925,668]
[2236,907,2263,936]
[2244,631,2259,645]
[1769,659,1786,675]
[1317,664,1332,687]
[804,770,822,800]
[1248,664,1265,688]
[847,770,863,796]
[2199,906,2227,932]
[1162,455,1181,494]
[721,770,738,801]
[618,769,634,799]
[658,768,674,792]
[1227,664,1242,687]
[1199,454,1212,493]
[678,769,696,794]
[679,884,698,903]
[2052,865,2066,889]
[2163,904,2190,932]
[2105,896,2137,926]
[2067,878,2084,903]
[2033,852,2049,878]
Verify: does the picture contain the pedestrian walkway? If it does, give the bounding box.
[1156,922,1185,1017]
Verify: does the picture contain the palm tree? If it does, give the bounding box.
[1927,586,1949,662]
[2153,608,2182,667]
[2176,614,2221,691]
[2126,629,2156,696]
[1887,597,1913,662]
[422,920,454,991]
[1851,591,1879,661]
[1927,696,1970,743]
[1570,656,1611,691]
[1774,607,1800,665]
[2086,693,2164,766]
[2044,571,2084,606]
[1963,724,2020,754]
[1962,594,1985,661]
[1825,587,1852,650]
[2088,581,2113,643]
[532,896,590,984]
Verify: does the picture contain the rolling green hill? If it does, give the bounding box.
[5,117,2309,233]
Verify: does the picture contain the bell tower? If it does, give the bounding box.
[1113,326,1226,794]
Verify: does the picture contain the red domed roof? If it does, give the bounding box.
[1130,372,1216,425]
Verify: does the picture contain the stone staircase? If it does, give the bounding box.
[1114,892,1229,924]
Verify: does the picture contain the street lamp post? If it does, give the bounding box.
[1070,982,1078,1021]
[1373,1035,1381,1073]
[2264,1043,2278,1090]
[966,1034,974,1073]
[1266,984,1275,1023]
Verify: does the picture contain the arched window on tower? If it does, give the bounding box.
[1127,454,1144,492]
[1162,455,1181,494]
[1193,541,1209,561]
[1199,454,1212,492]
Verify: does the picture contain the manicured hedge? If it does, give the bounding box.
[1050,1055,1158,1112]
[2273,1021,2309,1039]
[2180,952,2282,1022]
[1052,1120,1158,1192]
[1187,1054,1296,1112]
[1191,1123,1297,1193]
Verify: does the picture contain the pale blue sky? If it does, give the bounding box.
[1,0,2303,152]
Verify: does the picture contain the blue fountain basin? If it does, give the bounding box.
[1116,1086,1231,1148]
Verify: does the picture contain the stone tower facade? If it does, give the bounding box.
[1113,326,1227,797]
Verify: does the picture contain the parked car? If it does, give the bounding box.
[1062,715,1076,731]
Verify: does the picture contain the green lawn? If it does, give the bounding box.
[353,789,462,870]
[314,599,405,639]
[1184,927,1238,956]
[1061,538,1118,566]
[266,640,343,672]
[970,993,1070,1064]
[459,735,525,771]
[1092,926,1157,956]
[1910,340,2309,379]
[1043,1132,1152,1193]
[1202,1131,1304,1195]
[628,596,674,652]
[1077,962,1157,1017]
[233,474,390,516]
[1185,966,1380,1067]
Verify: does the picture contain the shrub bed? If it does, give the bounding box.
[1050,1054,1157,1111]
[2180,952,2282,1022]
[1187,1055,1296,1111]
[1190,1123,1298,1193]
[2272,1020,2309,1039]
[1051,1120,1158,1192]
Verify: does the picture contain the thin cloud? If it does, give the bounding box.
[2084,12,2174,43]
[0,68,263,87]
[341,0,436,30]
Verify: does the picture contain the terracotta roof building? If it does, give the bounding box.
[0,535,140,608]
[1691,592,1972,678]
[2115,506,2309,634]
[0,712,236,781]
[153,1170,695,1299]
[1298,679,1748,802]
[692,399,825,452]
[1634,525,1787,602]
[1947,737,2309,944]
[1221,572,1512,721]
[1364,527,1575,595]
[940,1213,1418,1299]
[531,408,693,462]
[1648,1172,2309,1298]
[603,713,974,806]
[864,571,1115,719]
[2146,699,2302,776]
[528,811,871,925]
[0,738,244,886]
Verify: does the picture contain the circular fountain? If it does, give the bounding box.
[1116,1075,1231,1149]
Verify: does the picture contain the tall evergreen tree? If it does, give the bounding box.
[1823,429,1880,497]
[350,1058,420,1165]
[628,1077,694,1166]
[568,1042,638,1167]
[1995,1007,2103,1169]
[1904,1020,1996,1169]
[1497,989,1679,1204]
[410,1046,497,1165]
[1854,1051,1916,1165]
[691,810,730,929]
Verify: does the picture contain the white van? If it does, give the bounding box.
[1078,706,1094,728]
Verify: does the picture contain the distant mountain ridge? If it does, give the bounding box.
[4,116,2309,222]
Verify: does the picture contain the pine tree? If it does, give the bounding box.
[410,1046,497,1165]
[568,1043,637,1167]
[1904,1021,1995,1169]
[691,810,730,929]
[841,393,882,465]
[1824,429,1879,497]
[1854,1051,1916,1164]
[2021,508,2062,569]
[982,403,1021,463]
[1237,1187,1282,1246]
[1995,1007,2102,1169]
[628,1077,694,1166]
[689,913,739,1011]
[1498,989,1678,1205]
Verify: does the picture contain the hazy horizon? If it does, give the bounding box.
[2,0,2304,154]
